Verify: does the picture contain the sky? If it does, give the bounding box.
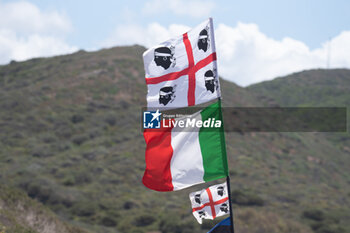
[0,0,349,86]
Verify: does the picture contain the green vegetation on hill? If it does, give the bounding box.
[248,69,350,155]
[0,185,88,233]
[0,46,349,233]
[248,69,350,107]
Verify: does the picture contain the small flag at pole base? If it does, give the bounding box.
[189,182,229,224]
[208,217,231,233]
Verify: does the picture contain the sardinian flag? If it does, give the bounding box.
[143,18,221,109]
[189,182,229,224]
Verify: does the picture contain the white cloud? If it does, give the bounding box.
[143,0,215,18]
[0,29,77,64]
[104,21,350,86]
[0,1,77,64]
[102,23,190,48]
[325,31,350,67]
[215,23,350,86]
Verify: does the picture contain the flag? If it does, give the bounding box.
[142,101,228,191]
[143,18,221,109]
[189,182,230,224]
[208,217,231,233]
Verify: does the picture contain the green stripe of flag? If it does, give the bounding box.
[199,100,228,182]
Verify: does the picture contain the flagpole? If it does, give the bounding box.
[226,176,235,233]
[213,18,235,232]
[218,97,235,233]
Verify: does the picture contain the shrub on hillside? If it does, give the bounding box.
[99,216,117,227]
[71,114,84,124]
[231,190,264,206]
[133,214,156,227]
[31,145,53,158]
[71,134,89,145]
[123,201,138,210]
[159,214,197,233]
[26,181,52,203]
[302,208,346,233]
[103,113,116,126]
[72,201,98,217]
[313,224,345,233]
[302,209,325,221]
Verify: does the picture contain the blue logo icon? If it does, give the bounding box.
[143,109,162,129]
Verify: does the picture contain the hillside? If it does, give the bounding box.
[0,46,349,233]
[248,69,350,152]
[248,69,350,107]
[0,185,88,233]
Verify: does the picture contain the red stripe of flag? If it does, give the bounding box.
[206,188,217,219]
[183,32,196,106]
[145,67,190,85]
[194,52,217,72]
[142,119,174,191]
[192,197,229,212]
[145,53,217,85]
[183,33,195,67]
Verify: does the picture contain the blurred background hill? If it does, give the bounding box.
[0,46,349,233]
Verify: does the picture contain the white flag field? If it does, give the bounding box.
[143,18,221,109]
[189,182,230,224]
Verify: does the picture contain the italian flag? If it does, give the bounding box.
[143,101,228,191]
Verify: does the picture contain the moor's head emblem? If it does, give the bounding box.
[154,46,176,69]
[198,26,210,52]
[159,85,176,106]
[204,70,218,93]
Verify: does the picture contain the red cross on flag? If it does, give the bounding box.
[189,182,229,224]
[143,18,221,109]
